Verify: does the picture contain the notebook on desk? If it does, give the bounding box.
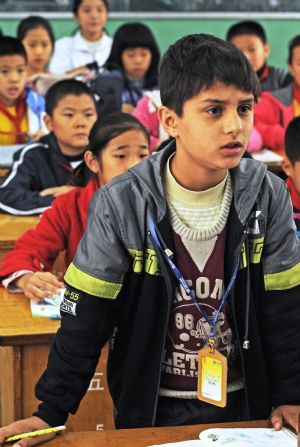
[0,144,24,167]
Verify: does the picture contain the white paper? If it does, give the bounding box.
[147,427,297,447]
[199,427,297,446]
[251,149,283,164]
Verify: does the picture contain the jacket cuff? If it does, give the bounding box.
[33,402,68,427]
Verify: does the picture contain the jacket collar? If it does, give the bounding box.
[130,140,267,227]
[38,132,83,163]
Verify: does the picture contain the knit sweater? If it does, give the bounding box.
[160,157,242,397]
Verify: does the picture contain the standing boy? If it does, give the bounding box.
[282,116,300,232]
[226,21,292,92]
[0,79,97,215]
[1,34,300,445]
[0,36,47,145]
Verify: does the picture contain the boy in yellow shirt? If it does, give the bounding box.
[0,36,47,145]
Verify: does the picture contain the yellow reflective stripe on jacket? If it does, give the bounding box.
[240,237,265,269]
[264,262,300,291]
[128,248,161,276]
[64,262,122,299]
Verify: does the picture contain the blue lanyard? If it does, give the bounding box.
[148,214,239,338]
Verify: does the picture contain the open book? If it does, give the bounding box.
[148,427,297,447]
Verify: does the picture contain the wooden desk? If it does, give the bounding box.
[45,420,268,447]
[0,215,39,261]
[0,289,114,431]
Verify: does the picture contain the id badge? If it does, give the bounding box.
[197,339,227,407]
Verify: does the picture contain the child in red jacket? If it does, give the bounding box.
[0,113,149,301]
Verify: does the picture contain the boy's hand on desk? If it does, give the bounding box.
[270,404,300,432]
[39,185,77,197]
[15,272,64,302]
[0,416,53,447]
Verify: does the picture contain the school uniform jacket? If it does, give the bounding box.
[0,178,99,281]
[254,83,294,150]
[0,133,83,215]
[49,31,112,74]
[34,143,300,429]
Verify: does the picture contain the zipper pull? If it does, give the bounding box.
[165,248,173,258]
[243,340,250,350]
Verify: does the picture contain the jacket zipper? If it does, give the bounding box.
[148,230,175,427]
[230,228,250,420]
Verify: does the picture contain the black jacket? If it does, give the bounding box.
[0,133,83,215]
[34,143,300,428]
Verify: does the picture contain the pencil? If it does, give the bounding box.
[4,425,66,443]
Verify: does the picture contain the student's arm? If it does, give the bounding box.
[254,94,285,150]
[2,190,130,431]
[40,185,77,198]
[0,148,54,215]
[260,179,300,431]
[0,196,69,299]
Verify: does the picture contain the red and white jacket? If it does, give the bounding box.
[0,177,99,285]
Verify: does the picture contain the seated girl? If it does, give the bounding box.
[0,113,150,301]
[17,16,54,78]
[105,22,160,113]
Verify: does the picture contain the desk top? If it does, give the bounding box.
[0,214,39,244]
[0,288,59,346]
[45,420,268,447]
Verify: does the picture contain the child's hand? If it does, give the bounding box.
[66,65,92,77]
[122,103,134,113]
[270,404,300,432]
[0,416,54,447]
[15,272,64,302]
[39,185,77,197]
[27,130,46,141]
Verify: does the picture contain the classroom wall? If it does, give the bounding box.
[1,16,300,69]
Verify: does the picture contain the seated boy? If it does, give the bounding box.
[254,35,300,151]
[226,21,292,92]
[0,79,97,215]
[282,116,300,232]
[0,36,47,145]
[1,34,300,444]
